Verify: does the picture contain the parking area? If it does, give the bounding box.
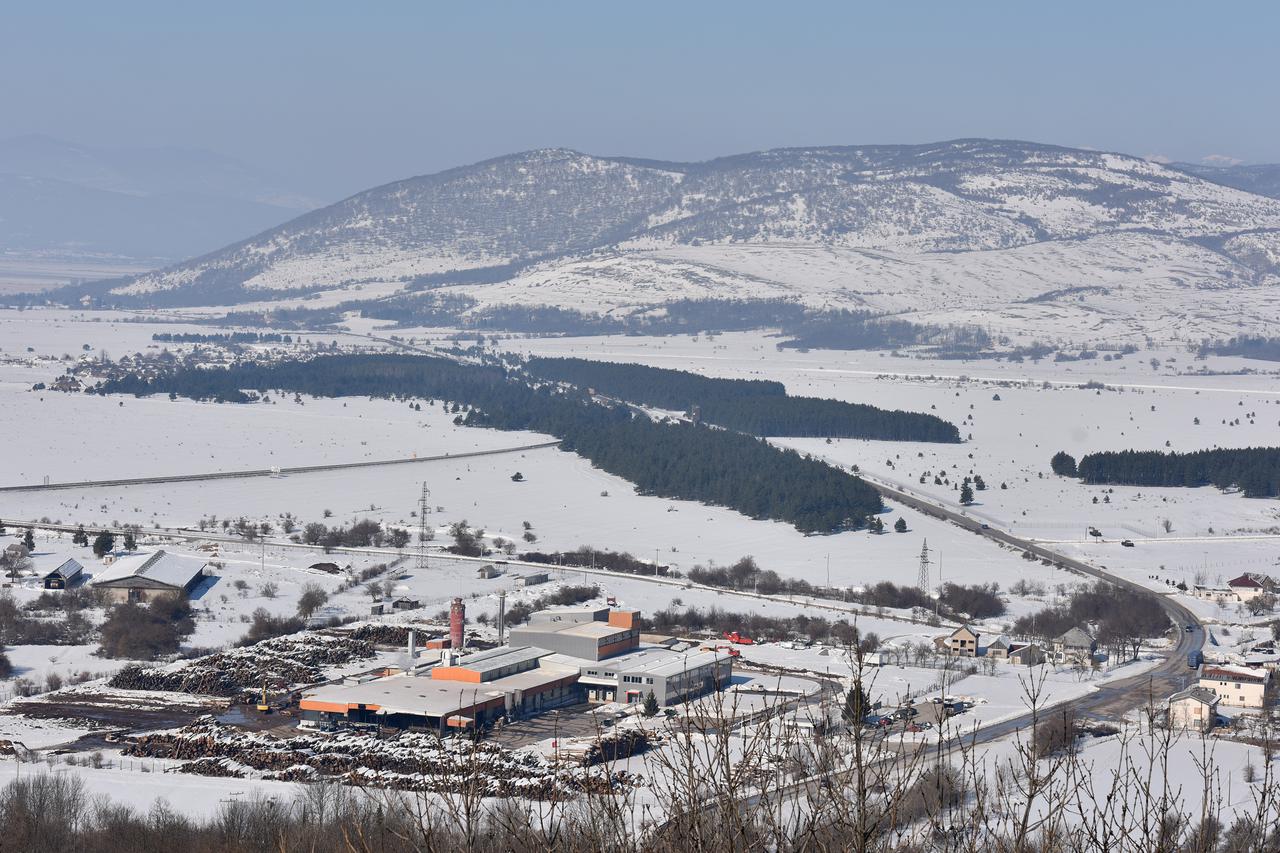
[487,702,608,748]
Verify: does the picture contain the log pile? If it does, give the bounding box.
[579,729,651,767]
[108,634,375,697]
[124,721,632,799]
[349,624,424,646]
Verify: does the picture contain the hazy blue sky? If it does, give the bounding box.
[5,1,1277,199]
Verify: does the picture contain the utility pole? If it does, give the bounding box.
[417,483,431,573]
[917,540,931,595]
[935,553,942,618]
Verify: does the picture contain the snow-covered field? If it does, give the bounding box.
[0,309,1277,823]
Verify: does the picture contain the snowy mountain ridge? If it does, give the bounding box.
[87,139,1280,341]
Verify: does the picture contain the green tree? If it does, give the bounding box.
[959,482,975,505]
[841,683,871,725]
[91,530,114,558]
[388,528,411,549]
[894,517,908,533]
[22,528,35,553]
[72,525,88,547]
[1050,451,1078,477]
[122,531,137,551]
[642,690,659,717]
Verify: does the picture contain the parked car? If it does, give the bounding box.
[1121,539,1135,547]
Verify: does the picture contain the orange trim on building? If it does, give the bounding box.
[597,636,640,659]
[300,699,382,714]
[431,666,483,683]
[607,610,639,629]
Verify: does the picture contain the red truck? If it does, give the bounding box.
[723,631,755,645]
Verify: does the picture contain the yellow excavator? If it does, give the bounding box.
[256,683,271,714]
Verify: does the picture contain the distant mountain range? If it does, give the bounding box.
[41,140,1280,342]
[0,135,320,261]
[1172,161,1280,200]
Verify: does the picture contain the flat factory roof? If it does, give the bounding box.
[548,645,731,678]
[556,621,631,640]
[449,645,550,673]
[305,662,580,717]
[304,675,503,717]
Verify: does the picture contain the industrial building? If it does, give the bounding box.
[90,550,210,603]
[508,607,640,660]
[300,645,581,732]
[299,607,731,734]
[572,646,733,705]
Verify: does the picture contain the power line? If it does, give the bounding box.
[917,539,931,594]
[416,482,431,573]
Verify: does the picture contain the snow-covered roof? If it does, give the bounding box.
[1201,664,1269,683]
[1056,627,1094,646]
[42,558,83,580]
[1227,574,1265,589]
[90,550,207,590]
[1169,686,1218,706]
[442,646,549,679]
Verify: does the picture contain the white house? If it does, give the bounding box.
[1226,573,1275,603]
[1199,664,1270,709]
[1167,686,1219,731]
[1053,627,1096,665]
[942,625,980,657]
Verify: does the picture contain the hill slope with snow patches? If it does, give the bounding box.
[96,140,1280,341]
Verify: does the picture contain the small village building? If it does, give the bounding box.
[1199,664,1271,709]
[1167,687,1219,731]
[1191,585,1236,605]
[475,565,501,579]
[1053,628,1096,665]
[42,558,83,590]
[1226,573,1275,602]
[985,636,1011,660]
[1007,643,1046,666]
[391,597,421,611]
[942,625,980,657]
[90,550,209,603]
[517,572,550,587]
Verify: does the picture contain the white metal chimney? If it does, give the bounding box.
[407,629,417,677]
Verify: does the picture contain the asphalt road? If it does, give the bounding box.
[858,472,1204,724]
[0,440,560,493]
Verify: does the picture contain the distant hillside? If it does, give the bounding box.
[1173,161,1280,200]
[49,139,1280,343]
